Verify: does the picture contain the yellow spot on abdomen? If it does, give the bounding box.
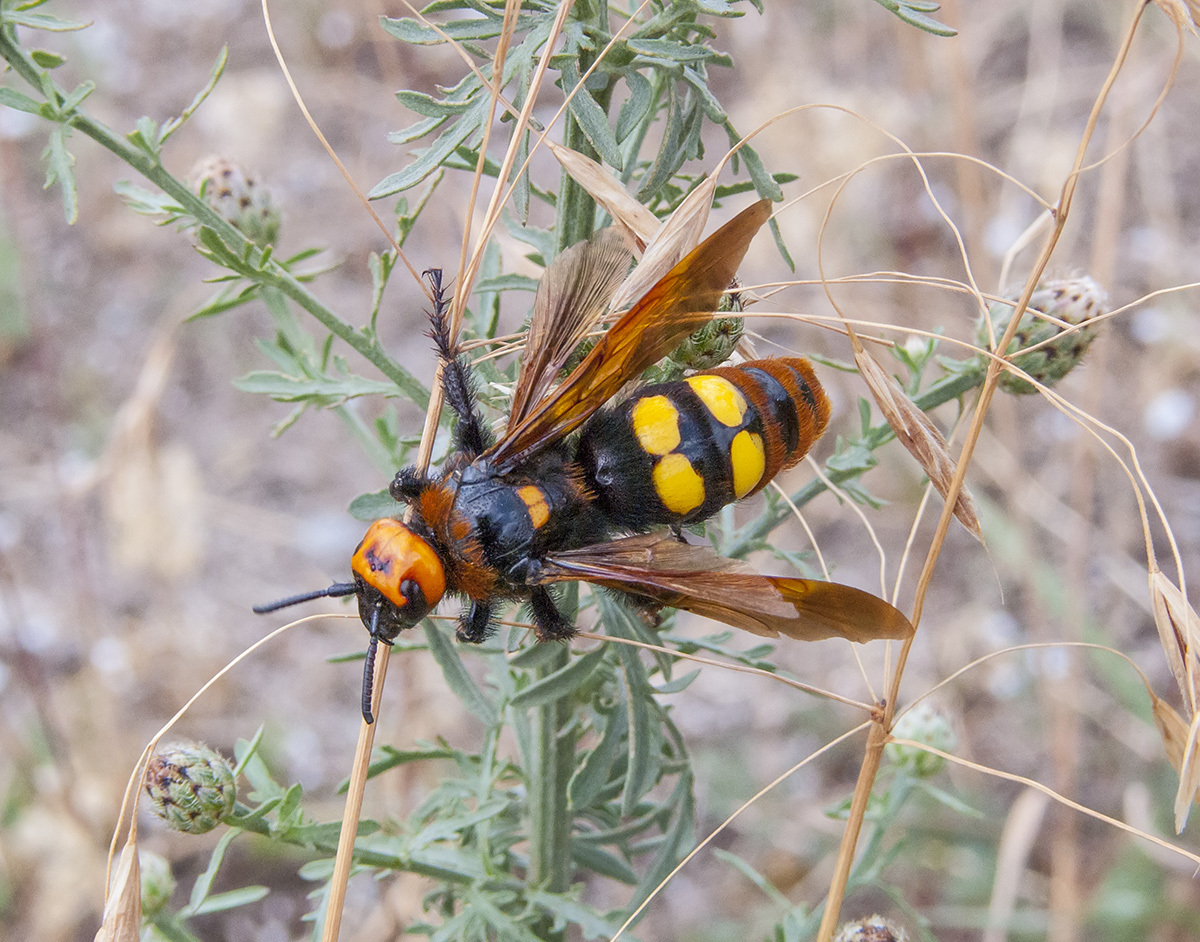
[631,395,681,455]
[730,430,766,498]
[517,485,551,529]
[686,375,747,427]
[653,453,705,515]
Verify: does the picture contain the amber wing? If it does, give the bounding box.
[537,533,914,643]
[506,228,634,428]
[487,199,773,473]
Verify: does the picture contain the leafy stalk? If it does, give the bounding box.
[0,26,429,407]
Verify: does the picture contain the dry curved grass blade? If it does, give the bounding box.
[550,138,768,314]
[607,721,874,942]
[94,842,141,942]
[101,616,316,918]
[1150,566,1200,715]
[547,141,659,246]
[1151,694,1200,831]
[608,177,720,314]
[889,738,1200,868]
[573,630,874,710]
[853,344,984,544]
[1154,0,1200,35]
[259,0,426,293]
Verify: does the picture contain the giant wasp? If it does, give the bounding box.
[256,200,914,722]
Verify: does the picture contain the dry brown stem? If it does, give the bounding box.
[814,2,1155,937]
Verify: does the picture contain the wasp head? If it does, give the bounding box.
[350,518,447,643]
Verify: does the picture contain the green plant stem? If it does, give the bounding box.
[225,808,497,885]
[727,362,987,558]
[146,914,205,942]
[0,28,429,408]
[526,646,576,942]
[555,110,601,254]
[554,4,612,255]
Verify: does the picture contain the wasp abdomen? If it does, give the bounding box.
[577,357,829,529]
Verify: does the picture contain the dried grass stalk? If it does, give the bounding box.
[1153,0,1200,36]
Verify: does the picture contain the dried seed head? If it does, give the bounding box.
[144,742,236,835]
[137,851,176,916]
[834,914,910,942]
[978,275,1108,395]
[191,156,281,248]
[886,703,957,777]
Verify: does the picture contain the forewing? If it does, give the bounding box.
[487,199,773,472]
[507,228,633,427]
[538,533,914,643]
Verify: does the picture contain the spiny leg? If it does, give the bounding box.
[457,599,495,643]
[529,586,575,641]
[424,269,492,459]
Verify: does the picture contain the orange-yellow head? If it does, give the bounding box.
[350,518,447,642]
[252,517,447,724]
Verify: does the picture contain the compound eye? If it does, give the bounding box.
[398,578,429,621]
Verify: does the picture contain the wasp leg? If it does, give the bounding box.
[529,587,576,642]
[390,465,435,502]
[457,599,494,643]
[424,270,492,459]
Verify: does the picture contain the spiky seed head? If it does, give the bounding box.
[138,851,176,915]
[834,914,911,942]
[978,276,1108,395]
[885,702,957,777]
[668,287,745,370]
[191,156,281,248]
[144,742,236,835]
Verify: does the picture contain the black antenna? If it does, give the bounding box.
[362,635,378,724]
[361,606,385,724]
[252,583,356,614]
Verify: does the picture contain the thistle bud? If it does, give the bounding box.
[138,851,176,916]
[977,276,1107,395]
[191,156,281,247]
[669,286,744,370]
[885,703,956,777]
[144,742,236,834]
[834,914,910,942]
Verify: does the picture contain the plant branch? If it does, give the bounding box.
[0,27,429,407]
